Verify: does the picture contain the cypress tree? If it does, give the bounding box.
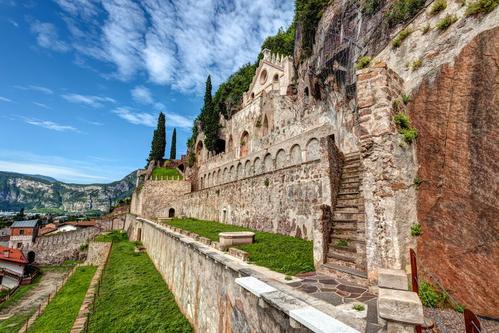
[147,112,166,163]
[170,128,177,160]
[202,75,219,151]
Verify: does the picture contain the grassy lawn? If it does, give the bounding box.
[28,265,97,333]
[88,235,192,332]
[166,218,314,276]
[151,167,183,179]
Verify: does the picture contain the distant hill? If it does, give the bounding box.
[0,171,136,213]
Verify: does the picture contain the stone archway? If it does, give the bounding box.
[168,208,175,218]
[240,131,249,158]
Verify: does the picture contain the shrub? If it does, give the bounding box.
[401,127,418,143]
[362,0,383,16]
[392,28,412,48]
[413,176,422,187]
[386,0,426,27]
[353,304,365,311]
[355,56,372,70]
[411,223,422,236]
[336,239,349,247]
[402,93,411,104]
[394,112,411,128]
[430,0,447,15]
[455,303,465,313]
[392,99,402,111]
[422,24,432,34]
[466,0,498,16]
[419,281,440,307]
[436,14,458,30]
[295,0,331,58]
[411,58,423,71]
[79,243,88,251]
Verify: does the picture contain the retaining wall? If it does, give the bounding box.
[125,214,365,333]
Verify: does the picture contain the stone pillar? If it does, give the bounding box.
[377,268,423,333]
[355,62,418,284]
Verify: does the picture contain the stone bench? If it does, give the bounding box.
[219,232,255,250]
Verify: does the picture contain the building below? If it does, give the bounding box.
[0,246,28,289]
[8,220,40,249]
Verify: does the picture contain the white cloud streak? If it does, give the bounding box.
[131,86,153,104]
[23,118,79,132]
[32,102,51,109]
[52,0,294,93]
[112,107,156,127]
[0,96,12,102]
[61,93,116,107]
[14,85,54,94]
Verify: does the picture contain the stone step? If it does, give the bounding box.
[343,163,361,170]
[327,250,357,263]
[338,188,360,194]
[337,193,360,200]
[341,175,361,183]
[331,235,365,243]
[331,228,357,237]
[333,211,363,220]
[344,152,360,159]
[320,262,368,279]
[333,205,362,214]
[336,198,361,206]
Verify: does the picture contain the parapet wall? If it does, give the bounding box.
[125,214,364,333]
[131,180,191,218]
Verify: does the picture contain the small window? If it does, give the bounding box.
[273,74,279,82]
[20,229,24,235]
[17,243,22,248]
[260,69,268,84]
[304,87,309,97]
[251,92,255,99]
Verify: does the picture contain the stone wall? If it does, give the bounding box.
[355,63,418,283]
[408,27,499,318]
[27,220,116,264]
[131,180,191,218]
[125,215,365,333]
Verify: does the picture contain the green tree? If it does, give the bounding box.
[169,128,177,160]
[201,76,219,152]
[147,112,166,163]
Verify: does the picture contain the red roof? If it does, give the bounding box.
[0,246,28,264]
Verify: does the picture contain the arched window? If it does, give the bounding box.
[244,160,251,176]
[240,131,249,158]
[253,157,261,175]
[196,141,204,162]
[262,115,269,136]
[263,153,273,172]
[306,138,320,161]
[290,144,302,164]
[237,163,243,179]
[273,73,279,82]
[275,149,287,169]
[228,135,233,152]
[260,69,268,84]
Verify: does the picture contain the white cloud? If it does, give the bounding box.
[23,118,79,132]
[61,93,116,107]
[165,113,192,129]
[53,0,294,93]
[30,21,69,53]
[8,19,18,27]
[14,85,54,94]
[32,102,51,109]
[0,96,12,102]
[112,107,156,127]
[131,86,153,104]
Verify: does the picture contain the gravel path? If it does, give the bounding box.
[0,271,67,318]
[424,307,499,333]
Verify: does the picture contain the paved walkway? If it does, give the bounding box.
[290,272,376,306]
[0,271,67,319]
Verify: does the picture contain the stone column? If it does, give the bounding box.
[355,62,418,284]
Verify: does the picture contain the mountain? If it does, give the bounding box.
[0,171,136,213]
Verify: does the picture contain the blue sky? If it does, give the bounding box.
[0,0,293,184]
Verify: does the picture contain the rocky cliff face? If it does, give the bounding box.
[409,27,499,318]
[0,171,136,213]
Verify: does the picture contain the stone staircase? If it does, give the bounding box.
[320,152,368,286]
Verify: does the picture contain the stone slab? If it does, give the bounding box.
[219,231,255,248]
[235,276,276,297]
[289,306,361,333]
[378,268,408,290]
[378,288,423,324]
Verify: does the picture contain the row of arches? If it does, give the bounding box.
[200,138,320,189]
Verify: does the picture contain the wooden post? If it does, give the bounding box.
[410,249,422,333]
[464,309,481,333]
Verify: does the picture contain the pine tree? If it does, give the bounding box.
[147,112,166,164]
[202,75,219,151]
[170,128,177,160]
